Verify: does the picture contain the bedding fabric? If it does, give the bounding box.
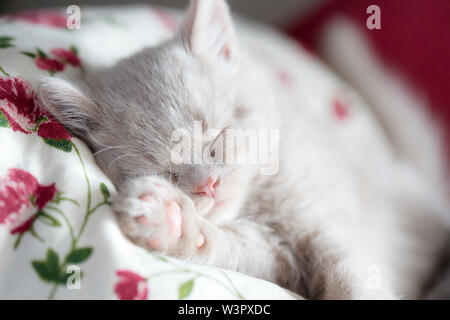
[0,5,375,299]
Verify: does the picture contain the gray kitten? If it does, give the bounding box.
[38,0,449,299]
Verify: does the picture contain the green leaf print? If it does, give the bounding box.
[178,279,195,299]
[66,247,93,264]
[37,211,62,227]
[100,183,110,201]
[32,249,60,282]
[36,47,47,58]
[21,51,36,58]
[43,138,73,152]
[0,110,9,127]
[0,36,14,48]
[69,45,78,55]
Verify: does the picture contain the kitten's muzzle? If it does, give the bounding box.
[194,176,219,199]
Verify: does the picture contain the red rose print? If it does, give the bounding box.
[278,69,293,88]
[21,47,81,74]
[10,217,35,234]
[50,48,81,67]
[114,270,148,300]
[6,11,67,28]
[0,76,72,141]
[35,56,65,72]
[0,77,40,133]
[0,168,57,234]
[152,7,177,32]
[332,97,350,120]
[37,121,72,140]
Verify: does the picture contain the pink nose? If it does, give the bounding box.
[195,176,218,198]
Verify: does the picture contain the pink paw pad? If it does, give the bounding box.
[135,215,154,226]
[195,233,205,248]
[139,194,154,202]
[135,192,204,250]
[135,194,182,240]
[147,237,162,249]
[165,201,182,239]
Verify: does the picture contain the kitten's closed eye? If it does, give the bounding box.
[166,172,180,183]
[209,129,227,163]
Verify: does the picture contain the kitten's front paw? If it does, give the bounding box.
[113,176,205,255]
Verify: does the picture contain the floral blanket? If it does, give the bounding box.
[0,4,367,300]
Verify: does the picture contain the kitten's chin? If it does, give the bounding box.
[193,196,216,216]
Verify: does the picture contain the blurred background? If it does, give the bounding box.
[0,0,326,27]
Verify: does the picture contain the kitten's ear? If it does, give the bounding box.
[38,77,99,136]
[180,0,238,61]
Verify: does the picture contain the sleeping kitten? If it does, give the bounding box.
[38,0,449,299]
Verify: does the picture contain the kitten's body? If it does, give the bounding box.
[39,0,449,299]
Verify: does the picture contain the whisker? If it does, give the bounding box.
[108,153,141,171]
[93,145,131,157]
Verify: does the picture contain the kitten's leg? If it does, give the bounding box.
[191,218,299,292]
[315,254,396,299]
[296,232,398,299]
[113,175,298,290]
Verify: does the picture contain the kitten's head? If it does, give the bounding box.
[39,0,274,215]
